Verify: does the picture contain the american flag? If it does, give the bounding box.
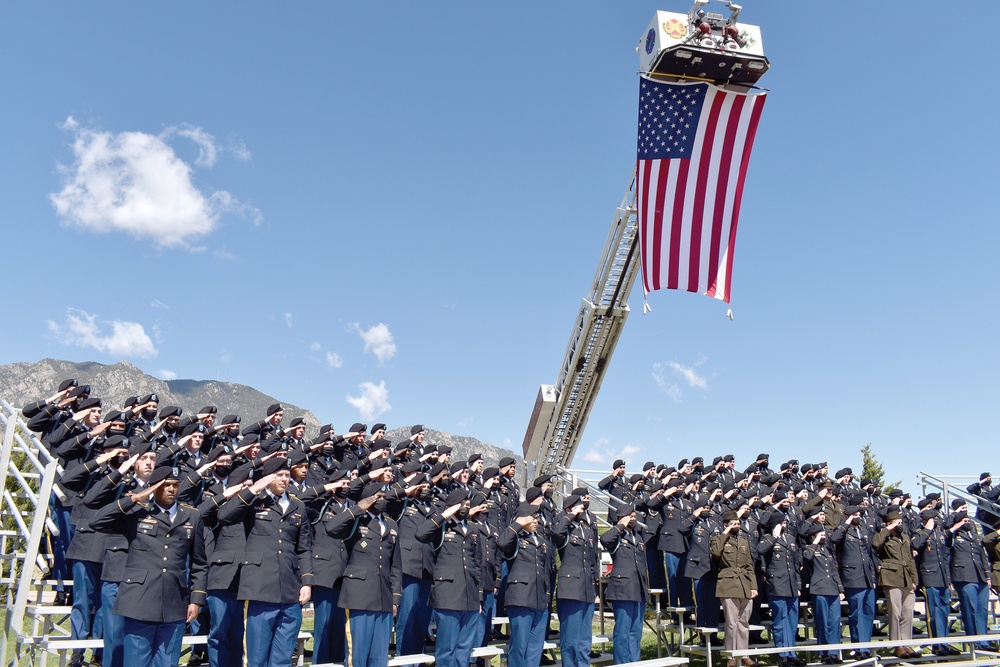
[636,77,766,304]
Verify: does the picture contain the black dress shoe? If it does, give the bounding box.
[53,591,70,606]
[540,653,557,665]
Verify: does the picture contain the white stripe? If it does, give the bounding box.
[675,94,713,290]
[695,92,734,294]
[713,96,757,300]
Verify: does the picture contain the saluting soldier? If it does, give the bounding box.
[552,494,599,667]
[801,523,844,664]
[830,504,877,649]
[683,497,722,629]
[309,467,353,665]
[758,511,804,667]
[416,489,485,667]
[217,457,314,667]
[393,465,437,660]
[327,483,402,667]
[948,506,992,649]
[90,465,206,667]
[911,508,957,656]
[600,502,648,665]
[712,508,759,667]
[873,508,920,658]
[498,502,552,667]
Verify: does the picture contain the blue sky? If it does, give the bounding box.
[2,2,997,493]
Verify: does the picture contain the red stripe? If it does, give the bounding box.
[722,94,766,303]
[687,90,725,293]
[705,93,745,298]
[651,160,670,291]
[667,158,687,291]
[637,159,652,294]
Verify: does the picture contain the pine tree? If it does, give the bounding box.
[860,442,901,492]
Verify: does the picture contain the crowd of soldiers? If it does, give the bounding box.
[597,454,1000,667]
[17,379,1000,667]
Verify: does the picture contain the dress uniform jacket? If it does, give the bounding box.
[597,473,628,502]
[196,492,247,592]
[83,469,148,584]
[911,526,952,588]
[217,488,315,604]
[497,524,552,610]
[311,496,351,589]
[91,496,207,623]
[831,521,878,588]
[711,530,757,598]
[397,499,437,580]
[872,527,918,588]
[683,514,722,579]
[415,513,485,611]
[327,504,402,612]
[759,533,802,597]
[62,458,113,563]
[802,539,843,596]
[950,527,989,584]
[600,524,649,603]
[653,495,691,555]
[982,530,1000,588]
[552,514,599,603]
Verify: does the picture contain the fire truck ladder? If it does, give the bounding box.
[522,168,642,481]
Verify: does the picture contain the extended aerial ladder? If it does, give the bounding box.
[521,0,769,482]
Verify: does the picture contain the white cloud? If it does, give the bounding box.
[47,308,158,358]
[213,249,236,261]
[49,117,260,248]
[309,341,322,352]
[219,350,232,364]
[351,322,396,365]
[159,369,177,380]
[580,437,641,467]
[228,138,252,162]
[652,359,709,403]
[285,312,293,328]
[346,381,390,421]
[326,351,343,369]
[150,299,169,309]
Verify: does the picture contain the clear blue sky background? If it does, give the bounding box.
[3,2,997,493]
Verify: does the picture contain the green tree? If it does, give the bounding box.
[860,442,901,492]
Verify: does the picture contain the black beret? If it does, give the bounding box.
[261,437,288,454]
[835,468,852,478]
[952,498,967,510]
[198,406,217,415]
[159,406,182,419]
[207,445,234,462]
[103,434,129,450]
[927,492,941,500]
[103,410,125,423]
[764,511,786,528]
[429,463,448,477]
[438,446,453,455]
[221,414,241,425]
[129,439,156,457]
[240,433,260,446]
[229,465,254,486]
[613,501,635,517]
[482,467,500,480]
[350,423,366,433]
[371,438,392,451]
[328,467,351,483]
[756,453,769,461]
[779,462,790,471]
[563,494,583,510]
[400,461,423,476]
[77,397,102,410]
[140,393,158,404]
[643,461,655,471]
[312,433,331,446]
[260,457,290,476]
[788,459,799,466]
[124,396,139,408]
[58,378,78,392]
[843,505,864,516]
[266,404,283,416]
[69,385,91,398]
[572,487,589,497]
[723,454,735,462]
[887,488,904,498]
[319,424,333,434]
[664,467,677,475]
[524,487,542,503]
[468,454,483,464]
[369,458,391,472]
[920,508,939,520]
[499,457,515,468]
[860,478,874,487]
[629,474,645,485]
[423,445,438,454]
[446,489,470,506]
[677,459,689,467]
[613,459,625,469]
[804,523,824,538]
[289,417,305,428]
[394,441,411,453]
[712,456,724,466]
[361,483,383,500]
[805,504,824,518]
[515,503,539,518]
[656,464,667,473]
[181,423,206,439]
[450,461,468,474]
[983,472,992,481]
[148,465,181,486]
[289,449,310,467]
[533,475,552,487]
[410,424,425,435]
[692,457,704,465]
[371,423,387,432]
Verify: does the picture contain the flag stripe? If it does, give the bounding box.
[635,78,766,304]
